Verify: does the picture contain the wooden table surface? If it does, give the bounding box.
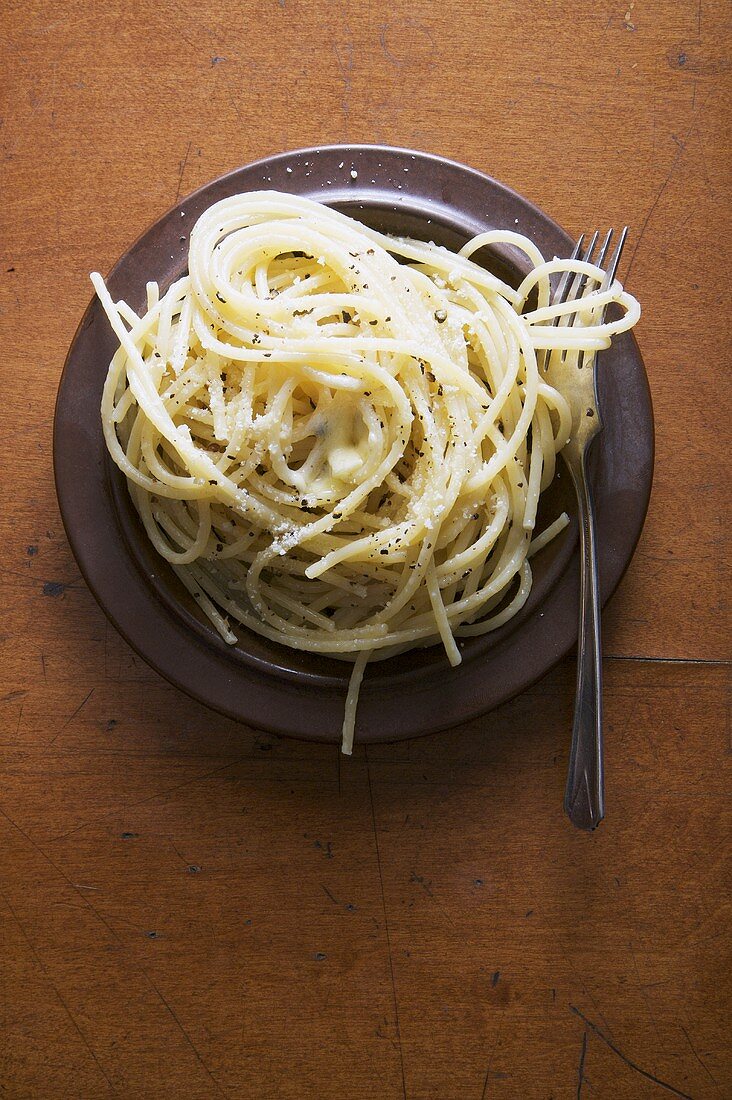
[1,1,730,1096]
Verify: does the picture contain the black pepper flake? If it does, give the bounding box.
[215,292,227,304]
[379,549,388,555]
[369,319,378,326]
[434,309,447,323]
[586,408,594,417]
[342,311,352,323]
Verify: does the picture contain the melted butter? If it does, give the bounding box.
[323,401,367,483]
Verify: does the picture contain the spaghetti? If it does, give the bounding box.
[92,191,640,751]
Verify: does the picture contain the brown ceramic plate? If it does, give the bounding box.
[53,145,653,743]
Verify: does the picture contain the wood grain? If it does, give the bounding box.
[0,0,730,1096]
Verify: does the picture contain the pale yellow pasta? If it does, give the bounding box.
[93,191,639,753]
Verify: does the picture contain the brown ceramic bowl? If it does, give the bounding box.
[53,145,653,742]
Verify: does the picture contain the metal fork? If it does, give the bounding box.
[545,227,629,831]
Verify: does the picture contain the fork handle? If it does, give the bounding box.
[564,454,605,831]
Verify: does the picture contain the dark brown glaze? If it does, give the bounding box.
[53,146,653,742]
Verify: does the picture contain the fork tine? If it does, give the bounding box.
[552,234,585,317]
[601,226,628,290]
[589,227,630,349]
[580,227,630,367]
[595,229,614,272]
[543,235,584,371]
[570,230,600,300]
[559,232,600,362]
[582,231,600,265]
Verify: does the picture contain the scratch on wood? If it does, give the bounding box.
[227,91,244,127]
[50,688,95,743]
[379,24,402,68]
[627,87,715,279]
[569,1005,693,1098]
[629,943,666,1058]
[554,932,616,1040]
[175,141,193,203]
[367,759,406,1100]
[333,31,354,137]
[1,890,119,1095]
[2,689,27,702]
[0,804,223,1093]
[409,869,433,897]
[625,145,686,278]
[679,1023,720,1088]
[168,838,189,867]
[48,760,240,843]
[145,973,226,1096]
[576,1029,588,1098]
[321,883,339,905]
[480,1064,509,1097]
